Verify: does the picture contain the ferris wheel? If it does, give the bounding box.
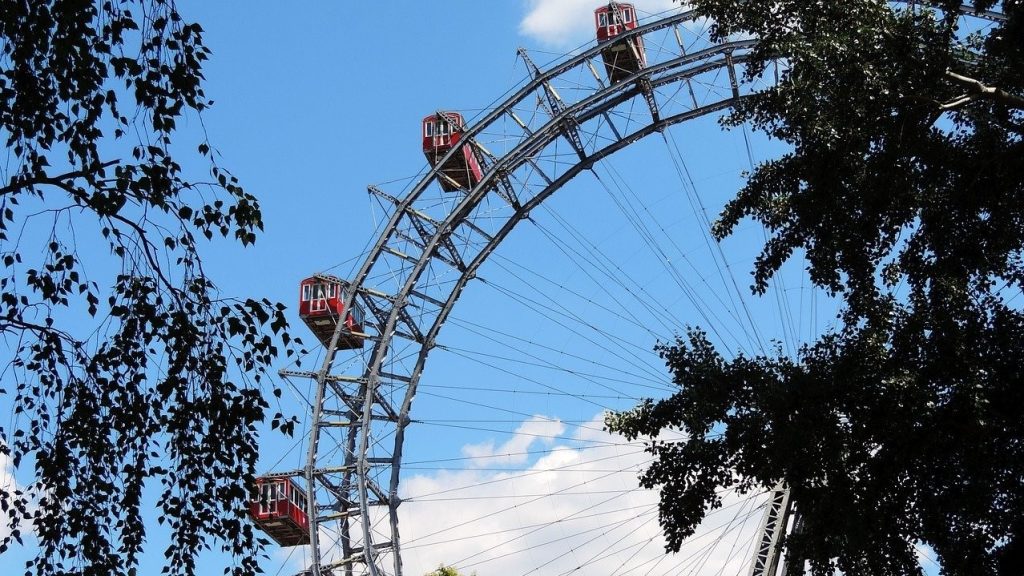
[250,3,1007,575]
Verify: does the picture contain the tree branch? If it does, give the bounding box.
[0,160,120,196]
[39,175,186,305]
[106,211,188,305]
[943,70,1024,110]
[0,317,82,348]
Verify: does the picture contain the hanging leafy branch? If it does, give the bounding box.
[0,1,301,575]
[610,1,1023,575]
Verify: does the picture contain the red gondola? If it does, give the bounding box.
[595,2,646,83]
[298,274,365,349]
[249,477,310,547]
[422,112,484,192]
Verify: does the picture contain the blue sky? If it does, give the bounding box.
[0,1,946,575]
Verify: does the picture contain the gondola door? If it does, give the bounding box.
[258,480,279,517]
[310,282,327,314]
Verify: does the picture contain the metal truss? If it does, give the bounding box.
[279,3,1005,575]
[748,482,793,576]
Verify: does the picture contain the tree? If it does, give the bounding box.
[608,1,1023,575]
[0,2,299,575]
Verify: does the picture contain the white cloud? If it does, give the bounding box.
[0,448,15,541]
[461,415,565,465]
[520,0,680,48]
[259,414,770,575]
[397,413,765,575]
[0,443,35,545]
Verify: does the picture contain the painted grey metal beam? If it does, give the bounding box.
[517,47,589,163]
[295,4,1003,574]
[280,370,366,383]
[748,482,792,576]
[361,46,756,576]
[606,2,661,123]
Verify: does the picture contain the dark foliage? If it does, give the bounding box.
[0,1,299,575]
[609,1,1023,574]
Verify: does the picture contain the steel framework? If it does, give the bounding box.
[275,3,1007,575]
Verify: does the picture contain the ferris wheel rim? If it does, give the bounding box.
[351,36,755,576]
[294,3,1008,575]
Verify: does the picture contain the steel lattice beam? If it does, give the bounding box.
[290,4,1005,575]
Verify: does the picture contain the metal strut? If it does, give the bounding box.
[725,51,742,101]
[368,185,494,243]
[672,24,701,109]
[294,315,367,576]
[434,111,523,210]
[781,512,806,576]
[748,482,794,576]
[361,292,424,345]
[390,200,467,272]
[279,5,1003,575]
[517,47,589,163]
[585,59,626,141]
[503,110,557,186]
[639,77,661,124]
[608,2,661,124]
[281,364,370,576]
